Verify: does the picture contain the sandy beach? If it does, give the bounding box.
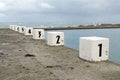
[0,29,120,80]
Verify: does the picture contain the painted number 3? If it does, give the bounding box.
[98,44,102,57]
[38,31,41,38]
[56,35,60,44]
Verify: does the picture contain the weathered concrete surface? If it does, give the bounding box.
[0,29,120,80]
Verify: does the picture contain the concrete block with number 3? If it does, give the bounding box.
[33,29,45,39]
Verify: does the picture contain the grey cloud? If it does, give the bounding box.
[0,0,120,24]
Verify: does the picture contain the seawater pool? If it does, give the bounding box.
[46,28,120,64]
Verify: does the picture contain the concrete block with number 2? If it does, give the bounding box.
[47,32,64,46]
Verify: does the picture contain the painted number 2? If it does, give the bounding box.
[56,35,60,44]
[98,44,102,57]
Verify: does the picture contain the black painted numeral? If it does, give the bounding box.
[38,31,41,38]
[56,35,60,44]
[28,29,31,34]
[17,27,19,31]
[98,44,102,57]
[22,28,24,32]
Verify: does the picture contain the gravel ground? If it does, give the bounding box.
[0,29,120,80]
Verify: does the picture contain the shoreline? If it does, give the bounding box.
[37,26,120,30]
[2,26,120,30]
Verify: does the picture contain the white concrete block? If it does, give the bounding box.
[19,26,25,33]
[14,25,19,32]
[79,36,109,62]
[9,25,13,29]
[24,27,33,35]
[33,29,45,39]
[47,32,64,46]
[11,25,15,30]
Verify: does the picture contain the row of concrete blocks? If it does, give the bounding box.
[9,25,109,62]
[9,25,64,46]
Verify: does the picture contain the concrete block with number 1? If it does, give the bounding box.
[79,36,109,62]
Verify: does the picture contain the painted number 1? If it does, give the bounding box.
[56,35,60,44]
[98,44,102,57]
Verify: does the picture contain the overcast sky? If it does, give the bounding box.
[0,0,120,25]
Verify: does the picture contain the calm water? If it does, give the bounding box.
[50,29,120,64]
[0,22,120,64]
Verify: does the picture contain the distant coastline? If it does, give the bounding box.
[34,24,120,30]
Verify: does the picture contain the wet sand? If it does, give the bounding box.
[0,29,120,80]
